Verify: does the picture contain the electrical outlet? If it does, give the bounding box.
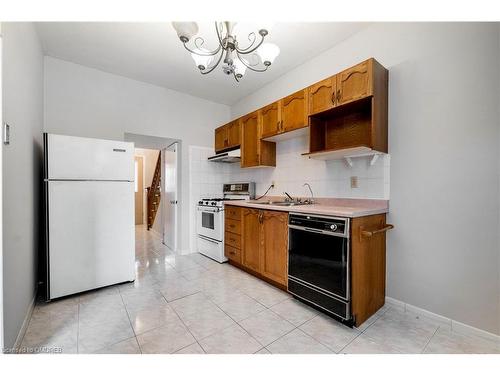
[350,176,359,188]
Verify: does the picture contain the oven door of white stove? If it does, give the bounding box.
[197,235,227,263]
[196,206,223,241]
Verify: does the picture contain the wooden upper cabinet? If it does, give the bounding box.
[260,210,288,286]
[260,102,281,138]
[214,126,227,152]
[281,89,308,132]
[241,208,261,272]
[337,59,373,105]
[214,120,240,153]
[240,112,260,168]
[308,76,337,115]
[227,120,241,148]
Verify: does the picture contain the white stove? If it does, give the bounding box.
[196,183,255,263]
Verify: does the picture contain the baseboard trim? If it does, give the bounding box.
[385,296,500,343]
[12,293,36,350]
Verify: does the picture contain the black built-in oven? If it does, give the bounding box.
[288,213,351,323]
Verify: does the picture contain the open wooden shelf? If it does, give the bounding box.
[302,146,383,161]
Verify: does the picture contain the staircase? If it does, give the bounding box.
[147,153,161,230]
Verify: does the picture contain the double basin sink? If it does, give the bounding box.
[250,200,313,207]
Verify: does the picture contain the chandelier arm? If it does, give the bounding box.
[200,49,224,75]
[182,39,221,56]
[236,53,269,73]
[215,22,226,49]
[234,32,257,52]
[235,32,266,54]
[233,71,240,82]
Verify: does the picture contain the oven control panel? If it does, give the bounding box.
[289,214,349,237]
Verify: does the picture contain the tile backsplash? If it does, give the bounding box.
[189,137,389,252]
[227,136,390,200]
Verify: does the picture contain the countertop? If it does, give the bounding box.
[224,197,388,218]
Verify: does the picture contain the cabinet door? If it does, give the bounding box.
[215,126,227,152]
[308,76,336,115]
[351,214,387,326]
[260,102,281,138]
[337,60,372,105]
[241,112,260,168]
[241,208,261,272]
[260,211,288,286]
[227,120,241,148]
[281,89,308,132]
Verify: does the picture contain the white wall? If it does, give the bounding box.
[44,57,230,254]
[2,23,44,348]
[231,23,500,335]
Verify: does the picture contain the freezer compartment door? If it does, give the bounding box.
[48,180,135,299]
[46,133,134,181]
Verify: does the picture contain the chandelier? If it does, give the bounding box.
[172,22,280,82]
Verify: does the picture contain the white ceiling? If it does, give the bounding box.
[35,22,369,105]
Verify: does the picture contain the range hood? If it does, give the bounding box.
[208,149,241,163]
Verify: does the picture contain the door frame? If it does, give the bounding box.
[162,141,180,252]
[133,154,145,225]
[0,22,4,350]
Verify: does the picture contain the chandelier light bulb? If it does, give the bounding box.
[191,48,214,70]
[172,22,199,42]
[257,43,280,66]
[234,58,247,77]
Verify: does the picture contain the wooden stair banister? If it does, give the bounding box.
[147,152,162,230]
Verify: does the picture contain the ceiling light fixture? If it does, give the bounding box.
[172,21,280,82]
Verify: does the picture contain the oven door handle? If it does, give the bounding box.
[197,206,221,213]
[289,224,348,238]
[198,235,221,245]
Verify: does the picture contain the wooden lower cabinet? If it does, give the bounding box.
[224,205,391,326]
[241,208,261,272]
[224,244,241,263]
[226,206,288,288]
[260,210,288,285]
[351,213,390,326]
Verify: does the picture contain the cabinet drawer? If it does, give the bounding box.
[225,244,241,263]
[225,231,241,249]
[225,206,241,221]
[225,219,241,235]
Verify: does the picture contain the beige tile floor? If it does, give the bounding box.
[19,225,500,354]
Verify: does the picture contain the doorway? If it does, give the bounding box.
[125,133,180,253]
[134,148,161,233]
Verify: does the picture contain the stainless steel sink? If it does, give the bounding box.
[250,200,312,207]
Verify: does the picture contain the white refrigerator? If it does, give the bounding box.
[44,133,135,300]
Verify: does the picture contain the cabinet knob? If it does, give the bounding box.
[337,90,341,102]
[331,91,336,104]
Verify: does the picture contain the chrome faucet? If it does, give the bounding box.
[303,183,315,204]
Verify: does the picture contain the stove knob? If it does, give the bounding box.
[211,202,216,206]
[198,201,203,205]
[330,224,338,231]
